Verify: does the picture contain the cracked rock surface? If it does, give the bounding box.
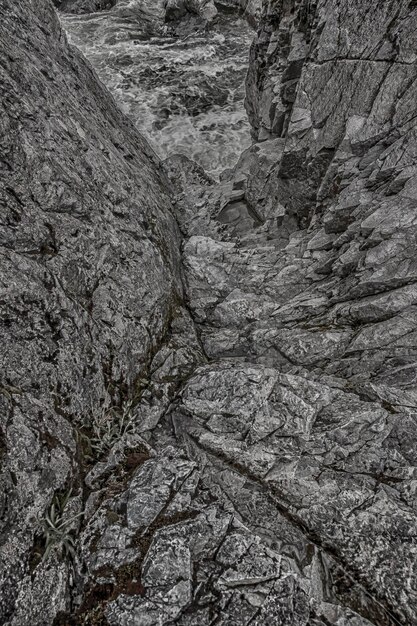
[0,0,181,622]
[1,0,417,625]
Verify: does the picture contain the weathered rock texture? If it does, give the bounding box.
[0,0,182,622]
[1,0,417,625]
[103,0,218,28]
[164,0,218,22]
[53,0,116,13]
[170,1,417,624]
[55,0,259,26]
[218,0,262,24]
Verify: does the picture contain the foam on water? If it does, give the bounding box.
[61,8,253,176]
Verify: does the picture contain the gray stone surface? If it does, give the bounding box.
[0,0,181,622]
[218,0,262,24]
[54,0,218,24]
[53,0,116,13]
[2,0,417,625]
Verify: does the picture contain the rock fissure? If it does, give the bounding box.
[2,0,417,624]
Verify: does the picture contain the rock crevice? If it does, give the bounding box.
[1,0,417,625]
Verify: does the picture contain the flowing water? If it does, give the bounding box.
[61,6,254,177]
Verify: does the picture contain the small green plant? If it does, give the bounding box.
[0,383,23,399]
[41,489,83,562]
[88,399,135,459]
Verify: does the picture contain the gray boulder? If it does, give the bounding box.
[176,1,417,624]
[164,0,218,22]
[53,0,116,13]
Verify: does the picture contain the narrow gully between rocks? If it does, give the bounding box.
[61,3,254,177]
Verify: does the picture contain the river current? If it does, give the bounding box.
[61,6,254,177]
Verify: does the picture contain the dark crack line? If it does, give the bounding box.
[185,432,407,626]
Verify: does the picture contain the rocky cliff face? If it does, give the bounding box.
[173,1,417,624]
[0,0,182,622]
[1,0,417,625]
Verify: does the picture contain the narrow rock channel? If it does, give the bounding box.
[61,1,256,176]
[1,1,417,625]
